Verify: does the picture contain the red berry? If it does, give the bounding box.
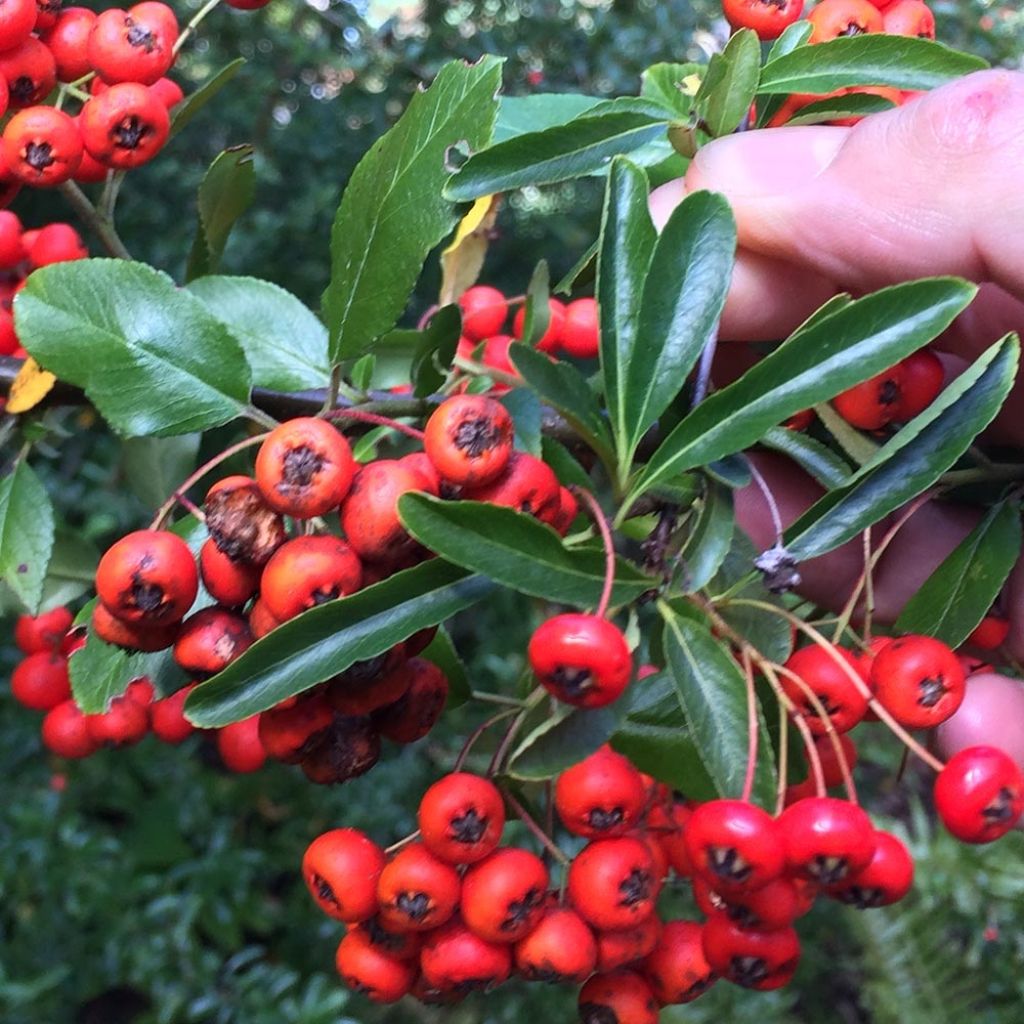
[11,650,71,710]
[723,0,804,40]
[648,798,694,877]
[41,699,99,759]
[0,37,56,107]
[26,222,88,267]
[555,746,646,838]
[642,919,716,1005]
[560,297,599,359]
[701,913,800,990]
[258,692,332,763]
[692,875,810,930]
[419,917,512,993]
[150,683,197,744]
[14,605,72,654]
[199,538,261,608]
[302,828,386,922]
[376,843,461,933]
[2,105,83,186]
[40,6,96,82]
[0,208,23,267]
[807,0,883,44]
[339,459,427,563]
[933,745,1024,843]
[87,693,149,747]
[91,602,179,652]
[172,607,253,678]
[463,450,561,521]
[216,716,266,772]
[871,635,965,729]
[334,931,415,1004]
[577,970,659,1024]
[87,2,178,86]
[0,0,36,53]
[568,836,657,931]
[967,615,1010,651]
[779,796,876,887]
[514,905,597,984]
[148,75,183,109]
[833,363,905,430]
[894,348,943,419]
[204,475,286,566]
[418,772,506,865]
[528,613,632,709]
[831,830,915,908]
[79,82,170,169]
[96,529,198,626]
[595,914,663,973]
[684,799,785,895]
[259,535,362,622]
[461,847,549,942]
[458,285,507,342]
[372,657,448,744]
[883,0,936,39]
[781,644,868,735]
[254,417,356,518]
[423,394,514,487]
[326,648,410,717]
[513,297,565,354]
[349,915,422,962]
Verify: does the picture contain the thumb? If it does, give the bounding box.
[684,70,1024,301]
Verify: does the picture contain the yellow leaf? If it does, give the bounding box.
[6,357,56,414]
[439,195,501,307]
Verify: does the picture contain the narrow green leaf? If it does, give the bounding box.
[507,704,622,781]
[186,560,494,727]
[517,261,552,348]
[499,388,544,458]
[399,494,655,607]
[621,190,736,459]
[759,426,852,488]
[411,304,461,398]
[554,240,598,295]
[631,279,976,501]
[681,479,734,593]
[662,604,776,809]
[695,28,761,137]
[493,93,602,143]
[813,401,881,466]
[782,92,897,126]
[766,20,813,63]
[787,335,1019,559]
[597,159,657,468]
[759,35,987,95]
[541,436,594,491]
[0,461,54,613]
[510,343,614,462]
[187,276,331,392]
[894,501,1022,646]
[323,57,502,362]
[185,145,255,282]
[17,260,252,437]
[446,110,670,202]
[170,58,245,138]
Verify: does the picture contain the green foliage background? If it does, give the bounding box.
[4,1,1024,1022]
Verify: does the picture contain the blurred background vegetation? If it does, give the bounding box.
[4,1,1024,1021]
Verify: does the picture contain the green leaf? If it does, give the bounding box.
[766,20,813,63]
[121,434,201,510]
[630,279,976,501]
[813,401,881,466]
[759,35,987,95]
[187,276,331,392]
[759,426,852,488]
[694,28,761,137]
[611,671,717,800]
[640,62,703,119]
[499,388,544,457]
[598,159,657,473]
[323,57,502,362]
[351,354,376,392]
[493,93,602,143]
[185,560,493,727]
[506,704,622,781]
[399,494,655,607]
[446,108,670,202]
[517,261,551,348]
[510,343,614,463]
[18,260,252,437]
[34,529,100,611]
[554,240,598,295]
[411,304,461,398]
[420,627,471,709]
[68,627,140,713]
[185,146,256,281]
[0,461,54,614]
[541,436,594,491]
[781,92,897,127]
[661,603,776,809]
[787,335,1019,559]
[681,479,734,593]
[619,190,735,461]
[170,58,245,138]
[894,501,1022,647]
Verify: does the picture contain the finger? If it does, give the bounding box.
[684,70,1024,299]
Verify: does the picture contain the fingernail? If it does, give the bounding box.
[690,127,847,199]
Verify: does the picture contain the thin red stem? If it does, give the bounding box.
[149,433,267,530]
[453,708,518,772]
[322,407,425,441]
[573,487,616,618]
[759,659,826,798]
[502,789,569,866]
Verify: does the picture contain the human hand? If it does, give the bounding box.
[649,70,1024,656]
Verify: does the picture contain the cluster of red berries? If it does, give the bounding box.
[85,394,580,781]
[454,284,599,392]
[0,0,270,195]
[10,604,268,771]
[723,0,937,129]
[0,214,87,358]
